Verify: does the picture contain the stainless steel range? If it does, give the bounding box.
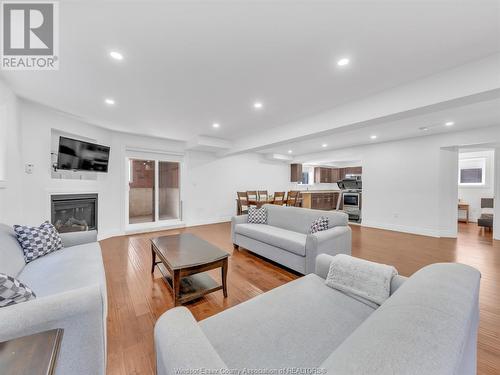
[336,175,362,223]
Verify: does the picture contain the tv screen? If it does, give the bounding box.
[57,136,110,172]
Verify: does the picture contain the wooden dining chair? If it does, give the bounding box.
[286,191,298,206]
[258,190,269,202]
[273,192,285,205]
[247,191,258,203]
[236,192,249,215]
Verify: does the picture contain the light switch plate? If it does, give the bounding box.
[25,163,34,174]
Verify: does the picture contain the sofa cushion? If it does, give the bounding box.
[0,273,36,307]
[0,224,25,277]
[235,223,307,256]
[265,205,348,234]
[247,206,267,224]
[13,222,63,263]
[200,273,375,368]
[18,241,106,298]
[309,216,329,234]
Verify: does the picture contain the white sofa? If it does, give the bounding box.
[155,254,480,375]
[0,224,107,375]
[232,205,351,274]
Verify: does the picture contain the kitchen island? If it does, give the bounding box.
[300,190,340,210]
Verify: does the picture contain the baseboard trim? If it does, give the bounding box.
[98,217,231,241]
[361,221,441,238]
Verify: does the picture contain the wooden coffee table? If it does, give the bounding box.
[151,233,229,306]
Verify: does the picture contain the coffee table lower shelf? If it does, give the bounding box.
[157,263,223,305]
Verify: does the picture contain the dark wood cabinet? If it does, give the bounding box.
[314,166,362,184]
[314,167,332,183]
[309,192,339,210]
[290,164,303,182]
[344,166,362,175]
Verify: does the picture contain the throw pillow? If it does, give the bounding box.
[247,206,267,224]
[309,216,329,234]
[0,273,36,308]
[13,221,63,263]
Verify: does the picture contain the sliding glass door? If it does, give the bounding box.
[128,158,180,225]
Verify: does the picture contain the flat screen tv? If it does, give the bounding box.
[57,136,110,172]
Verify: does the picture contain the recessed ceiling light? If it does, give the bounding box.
[337,58,350,66]
[287,150,293,154]
[370,135,378,140]
[104,98,115,105]
[445,121,454,126]
[321,143,328,148]
[109,51,123,61]
[253,101,263,110]
[212,122,220,129]
[419,126,429,131]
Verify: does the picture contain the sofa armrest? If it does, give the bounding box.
[59,230,98,247]
[0,285,106,375]
[155,307,227,375]
[231,215,248,242]
[315,253,336,279]
[305,226,352,274]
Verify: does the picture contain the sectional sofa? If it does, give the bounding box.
[232,204,352,274]
[0,224,107,375]
[155,253,480,375]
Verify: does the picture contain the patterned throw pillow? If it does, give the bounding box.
[247,206,267,224]
[309,216,329,234]
[0,273,36,307]
[13,221,63,263]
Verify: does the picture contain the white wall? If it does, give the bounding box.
[16,100,289,238]
[183,151,289,226]
[299,125,500,237]
[0,80,23,224]
[458,150,495,222]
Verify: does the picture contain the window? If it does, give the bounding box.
[459,158,486,186]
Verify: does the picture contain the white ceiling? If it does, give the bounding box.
[1,0,500,144]
[259,98,500,158]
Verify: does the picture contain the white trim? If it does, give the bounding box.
[0,180,6,189]
[361,220,441,238]
[184,217,232,227]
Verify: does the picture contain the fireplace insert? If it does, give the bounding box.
[51,194,98,233]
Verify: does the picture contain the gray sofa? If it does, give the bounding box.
[155,254,480,375]
[232,204,351,274]
[0,224,107,375]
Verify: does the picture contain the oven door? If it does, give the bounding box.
[343,193,359,207]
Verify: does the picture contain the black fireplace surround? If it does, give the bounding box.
[51,194,98,233]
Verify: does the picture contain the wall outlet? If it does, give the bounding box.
[25,163,34,174]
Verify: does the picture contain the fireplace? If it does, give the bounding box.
[51,194,98,233]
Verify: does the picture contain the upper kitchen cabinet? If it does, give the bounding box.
[344,166,362,175]
[314,167,334,183]
[290,164,303,182]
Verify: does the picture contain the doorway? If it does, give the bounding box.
[457,148,495,239]
[127,157,181,226]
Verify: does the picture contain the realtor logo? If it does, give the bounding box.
[1,1,59,70]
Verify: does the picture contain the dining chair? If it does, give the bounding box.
[247,191,258,203]
[286,191,298,206]
[258,190,269,202]
[273,192,285,205]
[236,192,249,215]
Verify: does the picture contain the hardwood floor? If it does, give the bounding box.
[101,222,500,375]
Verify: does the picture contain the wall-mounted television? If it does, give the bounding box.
[57,136,110,172]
